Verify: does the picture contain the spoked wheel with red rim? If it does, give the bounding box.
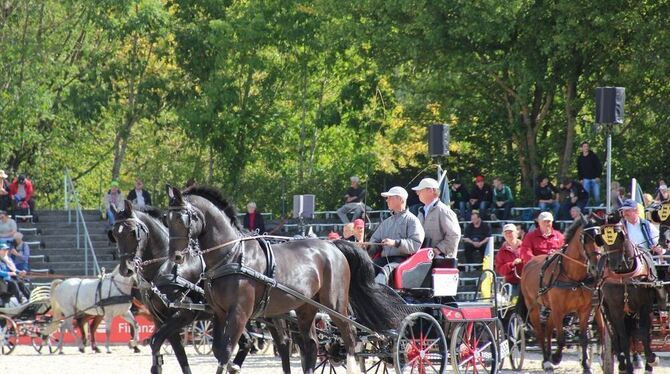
[393,312,447,374]
[450,321,498,373]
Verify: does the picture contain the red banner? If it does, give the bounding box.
[19,315,155,345]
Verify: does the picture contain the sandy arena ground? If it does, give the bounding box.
[4,344,670,374]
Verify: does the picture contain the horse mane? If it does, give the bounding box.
[134,205,164,221]
[563,215,586,244]
[183,185,241,229]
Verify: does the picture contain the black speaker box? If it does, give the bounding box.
[428,124,449,156]
[595,87,625,124]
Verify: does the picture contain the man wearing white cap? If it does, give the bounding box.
[368,186,424,284]
[412,178,460,258]
[519,211,564,264]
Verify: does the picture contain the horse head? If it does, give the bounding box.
[578,214,606,279]
[591,211,637,274]
[109,200,146,276]
[165,184,204,264]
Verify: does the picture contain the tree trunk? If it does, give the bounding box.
[558,79,578,181]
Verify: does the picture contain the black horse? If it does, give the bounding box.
[109,201,292,374]
[165,185,408,374]
[593,213,660,374]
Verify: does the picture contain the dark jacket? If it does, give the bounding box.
[562,181,589,203]
[577,152,602,180]
[127,189,152,206]
[470,184,493,203]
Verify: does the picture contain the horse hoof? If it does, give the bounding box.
[648,355,660,367]
[93,347,101,353]
[551,353,562,365]
[59,351,64,355]
[79,347,85,354]
[133,347,141,353]
[583,368,592,374]
[543,361,554,371]
[227,364,241,374]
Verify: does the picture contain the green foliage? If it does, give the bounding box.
[1,0,669,215]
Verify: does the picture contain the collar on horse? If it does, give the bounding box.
[538,244,595,295]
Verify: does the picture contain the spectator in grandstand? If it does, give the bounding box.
[461,210,491,264]
[0,210,17,245]
[368,186,424,285]
[519,211,564,264]
[576,141,602,206]
[327,232,341,240]
[413,177,461,258]
[558,178,589,220]
[535,175,560,217]
[492,177,514,220]
[655,184,670,203]
[352,218,366,243]
[10,232,29,271]
[336,176,367,224]
[342,222,355,241]
[608,181,624,211]
[0,243,28,304]
[655,179,667,201]
[185,178,197,189]
[127,178,152,208]
[103,180,125,227]
[469,175,493,219]
[0,170,10,212]
[449,179,470,220]
[9,174,37,222]
[517,224,527,240]
[243,202,266,234]
[495,223,523,294]
[569,206,582,221]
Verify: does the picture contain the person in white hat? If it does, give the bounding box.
[368,186,424,284]
[494,224,523,293]
[519,211,564,264]
[412,178,460,258]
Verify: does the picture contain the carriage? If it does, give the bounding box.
[0,285,57,354]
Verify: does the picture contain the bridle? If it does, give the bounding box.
[114,217,168,271]
[167,203,203,258]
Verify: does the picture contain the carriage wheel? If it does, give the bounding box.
[450,321,498,374]
[192,320,213,355]
[394,312,447,374]
[506,312,525,370]
[358,340,393,374]
[0,315,18,355]
[600,327,614,374]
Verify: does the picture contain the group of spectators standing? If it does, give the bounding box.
[103,178,152,226]
[448,142,603,222]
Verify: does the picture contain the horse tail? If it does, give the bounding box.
[331,240,412,332]
[44,279,65,335]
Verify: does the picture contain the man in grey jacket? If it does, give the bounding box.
[368,186,425,284]
[412,178,461,258]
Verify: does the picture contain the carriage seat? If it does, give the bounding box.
[393,248,460,297]
[393,248,434,289]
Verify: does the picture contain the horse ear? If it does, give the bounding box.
[124,199,134,214]
[166,184,183,205]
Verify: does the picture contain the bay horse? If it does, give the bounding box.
[594,212,661,374]
[520,216,601,373]
[109,201,292,374]
[165,185,408,374]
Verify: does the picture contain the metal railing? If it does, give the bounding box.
[64,169,101,276]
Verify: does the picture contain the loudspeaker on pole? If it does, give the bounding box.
[595,87,625,124]
[428,124,449,156]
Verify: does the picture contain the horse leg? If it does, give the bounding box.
[230,328,252,374]
[639,307,658,373]
[148,310,195,374]
[91,316,103,353]
[295,304,319,374]
[267,318,292,374]
[530,307,552,371]
[122,310,141,353]
[76,317,88,353]
[104,315,113,353]
[58,318,74,355]
[578,308,592,374]
[211,309,249,374]
[550,310,565,365]
[329,307,361,374]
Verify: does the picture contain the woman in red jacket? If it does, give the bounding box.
[495,223,523,295]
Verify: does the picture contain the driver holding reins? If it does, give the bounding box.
[618,198,667,309]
